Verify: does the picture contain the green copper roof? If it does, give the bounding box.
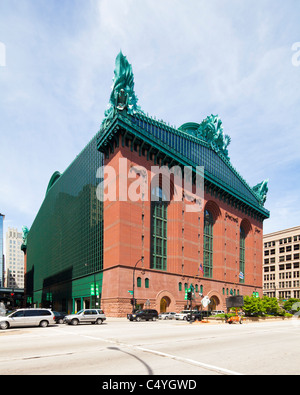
[98,52,269,219]
[46,171,61,195]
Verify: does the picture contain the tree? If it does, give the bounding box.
[262,296,280,316]
[243,296,264,317]
[243,296,283,317]
[283,298,300,312]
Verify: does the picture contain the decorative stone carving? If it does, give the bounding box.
[196,114,231,159]
[103,51,143,126]
[252,179,269,206]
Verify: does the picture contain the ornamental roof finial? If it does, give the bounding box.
[102,52,143,126]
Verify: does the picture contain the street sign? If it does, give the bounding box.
[128,290,133,295]
[202,296,210,307]
[226,295,244,308]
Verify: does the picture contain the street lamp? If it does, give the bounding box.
[132,256,144,313]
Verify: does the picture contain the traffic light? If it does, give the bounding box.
[185,287,193,301]
[130,298,136,305]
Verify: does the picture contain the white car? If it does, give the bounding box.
[174,310,198,320]
[211,310,225,315]
[159,312,176,320]
[0,308,56,330]
[64,309,106,325]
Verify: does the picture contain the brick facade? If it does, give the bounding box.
[101,137,264,316]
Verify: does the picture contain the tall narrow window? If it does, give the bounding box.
[203,209,213,278]
[137,277,142,287]
[240,226,246,283]
[151,187,167,271]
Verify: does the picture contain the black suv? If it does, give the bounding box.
[186,310,211,321]
[127,309,158,322]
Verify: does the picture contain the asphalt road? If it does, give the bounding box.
[0,318,299,375]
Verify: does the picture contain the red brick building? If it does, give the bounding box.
[24,52,269,315]
[97,52,270,316]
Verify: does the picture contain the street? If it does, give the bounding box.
[0,318,299,375]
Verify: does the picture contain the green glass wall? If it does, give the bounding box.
[26,133,103,311]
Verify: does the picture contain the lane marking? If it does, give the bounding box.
[136,346,243,376]
[54,329,243,375]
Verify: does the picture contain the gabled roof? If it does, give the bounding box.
[97,109,270,219]
[97,52,269,220]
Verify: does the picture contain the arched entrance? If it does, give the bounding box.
[209,295,220,311]
[160,296,171,313]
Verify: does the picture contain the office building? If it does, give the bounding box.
[5,227,25,289]
[263,226,300,299]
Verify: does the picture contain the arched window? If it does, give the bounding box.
[137,277,142,288]
[240,226,246,283]
[151,186,167,271]
[179,282,182,291]
[203,209,213,278]
[145,278,149,288]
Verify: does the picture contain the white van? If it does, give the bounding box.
[0,308,56,330]
[211,310,225,315]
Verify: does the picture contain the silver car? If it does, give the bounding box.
[0,308,56,330]
[159,312,176,320]
[64,309,106,325]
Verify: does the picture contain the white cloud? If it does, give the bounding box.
[0,0,299,235]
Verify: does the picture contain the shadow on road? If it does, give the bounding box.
[107,346,153,375]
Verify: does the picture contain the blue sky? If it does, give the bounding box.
[0,0,299,238]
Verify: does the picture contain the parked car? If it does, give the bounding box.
[53,311,66,324]
[159,312,176,320]
[127,309,158,321]
[0,308,56,330]
[211,310,225,315]
[174,310,198,320]
[186,310,212,321]
[64,309,106,325]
